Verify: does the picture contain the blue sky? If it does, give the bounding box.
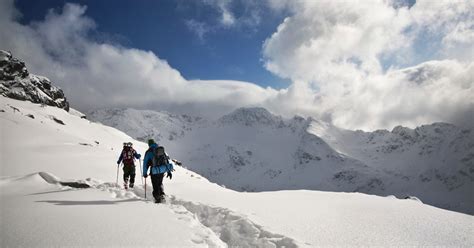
[16,0,290,88]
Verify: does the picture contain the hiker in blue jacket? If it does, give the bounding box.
[143,139,173,203]
[117,142,141,189]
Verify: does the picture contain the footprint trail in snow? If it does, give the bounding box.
[59,175,299,248]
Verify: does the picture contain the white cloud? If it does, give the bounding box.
[185,19,211,42]
[262,0,474,130]
[410,0,474,61]
[203,0,235,26]
[186,0,262,36]
[263,0,412,82]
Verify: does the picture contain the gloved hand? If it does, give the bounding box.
[143,174,147,178]
[117,161,120,165]
[137,154,141,159]
[166,172,172,179]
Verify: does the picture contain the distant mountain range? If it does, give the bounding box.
[89,107,474,215]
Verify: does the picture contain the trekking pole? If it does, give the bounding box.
[139,158,143,185]
[144,177,147,200]
[116,163,119,186]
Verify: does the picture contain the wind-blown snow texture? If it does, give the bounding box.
[1,96,473,246]
[89,107,474,215]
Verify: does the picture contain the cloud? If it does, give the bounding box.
[263,0,412,81]
[210,0,235,26]
[185,19,211,42]
[409,0,474,61]
[262,0,474,130]
[1,0,472,131]
[0,0,277,117]
[184,0,263,39]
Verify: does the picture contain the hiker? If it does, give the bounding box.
[117,142,141,189]
[143,139,173,203]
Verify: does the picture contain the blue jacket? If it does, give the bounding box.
[117,147,141,165]
[142,143,173,176]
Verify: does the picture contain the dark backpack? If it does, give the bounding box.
[152,146,169,167]
[122,147,135,165]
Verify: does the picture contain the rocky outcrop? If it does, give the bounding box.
[0,50,69,111]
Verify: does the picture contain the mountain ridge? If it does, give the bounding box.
[88,106,474,214]
[0,50,69,111]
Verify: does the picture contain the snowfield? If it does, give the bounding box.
[1,96,473,247]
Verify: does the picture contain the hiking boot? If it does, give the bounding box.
[154,198,161,203]
[129,183,134,188]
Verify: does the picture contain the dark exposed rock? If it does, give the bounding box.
[51,116,65,125]
[0,50,69,111]
[333,170,357,183]
[9,105,20,113]
[59,181,90,188]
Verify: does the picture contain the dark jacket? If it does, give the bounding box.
[117,147,140,165]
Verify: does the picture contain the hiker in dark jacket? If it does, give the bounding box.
[142,139,173,203]
[117,142,141,189]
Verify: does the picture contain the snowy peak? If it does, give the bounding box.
[366,122,471,154]
[0,50,69,111]
[218,107,284,127]
[88,107,202,143]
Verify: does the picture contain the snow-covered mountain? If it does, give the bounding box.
[2,96,473,247]
[88,108,202,142]
[310,120,474,214]
[90,107,385,192]
[0,50,69,111]
[89,107,474,215]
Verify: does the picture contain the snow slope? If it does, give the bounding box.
[309,120,474,214]
[89,107,474,215]
[1,96,473,247]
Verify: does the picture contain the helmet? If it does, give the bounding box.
[128,142,133,147]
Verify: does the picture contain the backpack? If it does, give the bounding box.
[152,146,169,167]
[122,147,135,165]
